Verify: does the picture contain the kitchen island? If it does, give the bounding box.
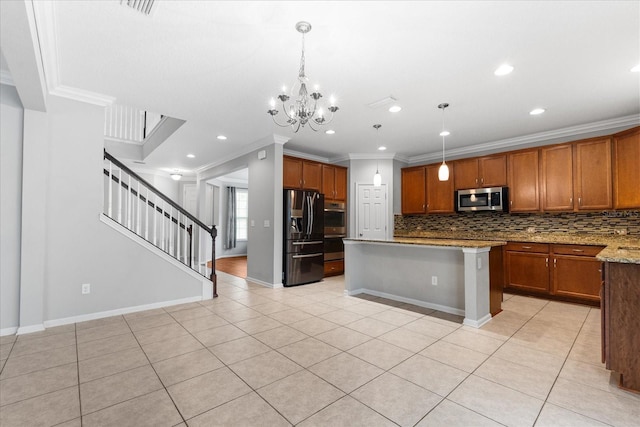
[597,245,640,393]
[343,238,505,328]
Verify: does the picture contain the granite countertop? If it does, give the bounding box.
[390,231,640,264]
[344,237,506,248]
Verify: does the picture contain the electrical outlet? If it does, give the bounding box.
[81,283,91,294]
[264,220,270,228]
[431,276,437,286]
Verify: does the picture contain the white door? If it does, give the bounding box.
[182,184,198,217]
[357,184,387,240]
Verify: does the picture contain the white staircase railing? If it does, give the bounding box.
[104,105,163,143]
[103,150,218,295]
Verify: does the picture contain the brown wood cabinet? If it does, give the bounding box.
[541,143,574,211]
[505,242,604,304]
[504,243,550,293]
[401,166,427,214]
[551,244,603,302]
[612,127,640,209]
[283,156,323,192]
[322,164,347,201]
[574,137,612,210]
[324,259,344,277]
[283,156,303,189]
[602,262,640,392]
[508,150,540,212]
[454,155,507,190]
[426,164,454,213]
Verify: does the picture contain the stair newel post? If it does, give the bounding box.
[210,225,218,298]
[187,224,193,268]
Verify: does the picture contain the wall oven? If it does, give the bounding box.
[324,201,346,261]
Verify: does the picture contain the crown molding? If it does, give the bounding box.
[0,70,15,86]
[196,134,282,175]
[408,114,640,165]
[282,149,331,164]
[32,0,114,107]
[347,153,399,161]
[273,134,290,145]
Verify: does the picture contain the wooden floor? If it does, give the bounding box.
[213,256,247,278]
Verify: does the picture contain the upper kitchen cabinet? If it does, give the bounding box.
[283,156,322,191]
[574,137,612,210]
[283,156,303,189]
[426,164,455,213]
[612,126,640,209]
[401,166,427,214]
[454,155,507,190]
[322,164,347,201]
[508,149,540,212]
[541,143,574,211]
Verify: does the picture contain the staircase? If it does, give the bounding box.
[103,150,218,296]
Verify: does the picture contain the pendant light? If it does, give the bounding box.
[438,103,450,181]
[373,124,382,187]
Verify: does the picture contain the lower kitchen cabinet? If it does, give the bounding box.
[504,242,604,304]
[551,245,603,302]
[324,259,344,277]
[504,243,550,294]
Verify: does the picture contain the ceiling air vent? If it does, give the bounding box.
[120,0,156,16]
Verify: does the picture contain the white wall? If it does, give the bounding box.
[199,138,283,286]
[0,84,24,332]
[11,95,207,332]
[346,158,395,238]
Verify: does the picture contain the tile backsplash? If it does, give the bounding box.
[395,211,640,236]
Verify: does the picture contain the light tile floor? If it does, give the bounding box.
[1,272,639,426]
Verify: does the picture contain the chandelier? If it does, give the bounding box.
[268,21,338,132]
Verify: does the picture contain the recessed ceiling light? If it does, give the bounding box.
[186,154,195,158]
[388,105,402,113]
[439,131,450,137]
[378,146,387,151]
[325,129,335,135]
[494,64,514,76]
[632,64,640,72]
[530,108,546,115]
[217,135,227,140]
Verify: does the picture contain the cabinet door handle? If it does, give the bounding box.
[545,258,549,268]
[554,258,557,268]
[481,178,484,185]
[572,249,584,253]
[522,246,532,249]
[578,197,582,206]
[475,178,478,184]
[570,197,573,204]
[510,200,513,206]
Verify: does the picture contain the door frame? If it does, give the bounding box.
[354,182,389,240]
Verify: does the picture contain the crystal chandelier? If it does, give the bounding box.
[268,21,338,132]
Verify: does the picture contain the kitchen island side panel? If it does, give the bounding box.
[344,241,466,314]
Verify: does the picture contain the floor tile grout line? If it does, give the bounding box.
[73,322,83,427]
[121,313,188,425]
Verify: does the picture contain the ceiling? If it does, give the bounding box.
[2,1,639,176]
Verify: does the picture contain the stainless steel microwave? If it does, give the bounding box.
[455,187,509,212]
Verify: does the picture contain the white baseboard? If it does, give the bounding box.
[1,326,19,337]
[245,276,283,289]
[463,314,492,328]
[346,288,465,317]
[43,295,204,329]
[17,324,45,335]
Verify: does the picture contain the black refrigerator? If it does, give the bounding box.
[283,189,324,286]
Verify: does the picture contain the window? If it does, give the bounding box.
[236,188,248,240]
